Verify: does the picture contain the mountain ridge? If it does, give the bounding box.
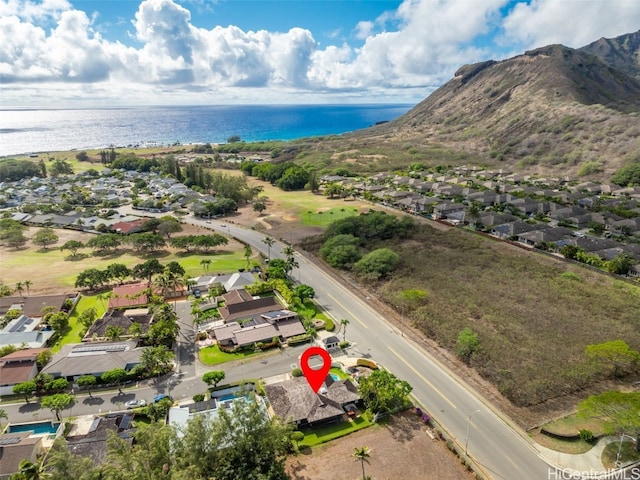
[347,30,640,180]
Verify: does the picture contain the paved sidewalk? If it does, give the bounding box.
[536,436,640,476]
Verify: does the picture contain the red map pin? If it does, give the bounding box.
[300,346,332,393]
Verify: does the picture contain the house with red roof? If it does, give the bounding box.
[108,284,149,309]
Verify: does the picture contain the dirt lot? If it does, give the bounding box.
[285,412,475,480]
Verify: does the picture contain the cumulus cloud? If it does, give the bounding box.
[1,0,639,105]
[501,0,640,49]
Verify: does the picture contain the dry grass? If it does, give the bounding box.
[372,224,640,408]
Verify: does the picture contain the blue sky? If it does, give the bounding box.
[1,0,639,107]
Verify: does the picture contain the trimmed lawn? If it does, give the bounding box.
[199,344,264,366]
[300,207,360,227]
[298,416,373,448]
[53,294,107,352]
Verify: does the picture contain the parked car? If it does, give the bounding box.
[193,288,201,298]
[153,394,172,403]
[125,399,146,409]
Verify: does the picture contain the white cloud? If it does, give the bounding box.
[501,0,640,49]
[1,0,639,106]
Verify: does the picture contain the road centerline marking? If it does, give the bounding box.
[388,346,457,409]
[327,293,368,329]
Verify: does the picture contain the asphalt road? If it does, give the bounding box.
[2,210,555,480]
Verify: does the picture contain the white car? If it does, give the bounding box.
[125,399,147,409]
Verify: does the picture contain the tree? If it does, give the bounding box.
[41,393,75,421]
[103,421,173,479]
[46,312,69,332]
[0,408,6,430]
[132,259,164,285]
[101,368,128,386]
[36,350,52,370]
[13,381,36,402]
[139,345,174,377]
[76,375,97,396]
[293,284,315,301]
[244,244,253,269]
[86,234,121,253]
[172,393,292,480]
[106,263,131,284]
[358,369,412,415]
[319,234,362,268]
[50,159,74,177]
[585,340,640,378]
[578,391,640,450]
[165,261,186,277]
[14,282,24,296]
[46,438,100,480]
[200,258,211,272]
[352,446,372,480]
[157,219,183,239]
[105,325,123,341]
[23,280,32,296]
[60,240,84,257]
[253,201,267,215]
[75,268,108,290]
[456,327,480,365]
[606,253,635,275]
[262,236,275,260]
[340,319,350,343]
[353,248,400,280]
[75,150,89,162]
[130,232,166,252]
[202,370,225,388]
[11,458,50,480]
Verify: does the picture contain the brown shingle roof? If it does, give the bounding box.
[264,376,360,425]
[233,323,278,347]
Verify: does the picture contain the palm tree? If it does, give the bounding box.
[262,236,275,260]
[352,446,371,480]
[105,325,123,341]
[340,319,350,343]
[13,458,50,479]
[243,244,253,269]
[0,408,7,431]
[23,280,32,296]
[200,258,211,273]
[15,282,24,297]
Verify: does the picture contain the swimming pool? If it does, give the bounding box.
[330,373,341,381]
[8,421,60,435]
[216,394,237,402]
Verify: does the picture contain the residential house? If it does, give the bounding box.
[42,341,146,381]
[516,227,574,247]
[0,348,47,396]
[191,272,256,293]
[22,294,72,318]
[83,308,153,342]
[109,284,149,309]
[265,375,361,427]
[432,202,466,220]
[0,315,54,350]
[490,220,539,240]
[211,310,305,348]
[0,432,45,480]
[217,290,281,323]
[65,414,135,466]
[110,219,145,235]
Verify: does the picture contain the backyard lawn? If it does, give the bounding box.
[298,415,372,448]
[53,293,107,352]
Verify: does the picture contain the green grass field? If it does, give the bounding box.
[199,344,265,366]
[300,207,360,227]
[2,228,248,292]
[54,294,107,352]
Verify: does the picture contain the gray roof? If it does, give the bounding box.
[0,330,54,349]
[42,341,145,378]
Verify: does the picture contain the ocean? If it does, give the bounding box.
[0,104,413,157]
